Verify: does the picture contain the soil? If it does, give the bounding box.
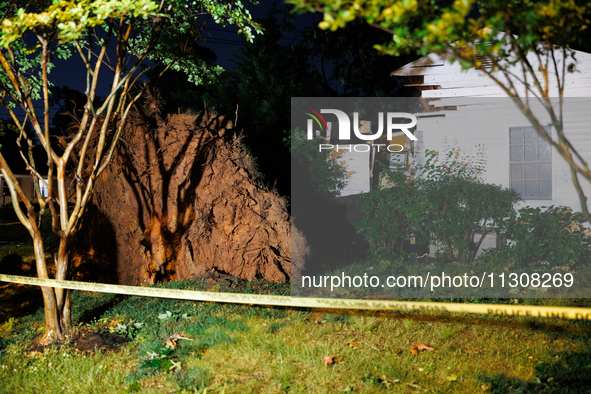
[28,327,131,355]
[73,105,291,286]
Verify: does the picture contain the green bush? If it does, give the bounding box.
[291,129,348,198]
[418,148,519,261]
[489,205,591,268]
[355,147,519,261]
[355,169,424,256]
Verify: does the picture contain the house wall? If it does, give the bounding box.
[414,99,591,213]
[392,48,591,211]
[0,175,73,206]
[1,175,35,205]
[386,48,591,257]
[339,149,371,197]
[393,50,591,99]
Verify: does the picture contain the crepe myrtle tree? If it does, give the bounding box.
[289,0,591,221]
[0,0,260,345]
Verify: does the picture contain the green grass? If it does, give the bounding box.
[1,245,591,392]
[0,276,590,393]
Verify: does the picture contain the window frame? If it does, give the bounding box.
[388,151,409,171]
[509,125,553,200]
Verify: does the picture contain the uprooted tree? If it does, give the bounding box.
[289,0,591,221]
[75,99,292,285]
[0,0,260,344]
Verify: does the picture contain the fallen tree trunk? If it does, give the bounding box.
[75,109,291,285]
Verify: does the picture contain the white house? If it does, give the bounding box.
[374,48,591,255]
[0,174,42,204]
[305,48,591,255]
[390,49,591,213]
[0,174,66,206]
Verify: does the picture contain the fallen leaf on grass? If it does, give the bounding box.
[323,355,335,366]
[481,383,492,391]
[378,375,399,388]
[312,314,326,324]
[158,311,172,320]
[348,342,359,349]
[416,343,435,351]
[446,374,457,382]
[169,360,182,373]
[410,342,435,356]
[528,355,538,361]
[362,374,400,388]
[164,333,194,349]
[146,351,159,360]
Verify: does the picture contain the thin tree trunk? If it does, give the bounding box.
[32,236,65,344]
[55,236,71,330]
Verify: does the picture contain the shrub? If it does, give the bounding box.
[291,129,348,199]
[355,147,519,261]
[418,148,519,261]
[355,169,425,256]
[491,206,591,268]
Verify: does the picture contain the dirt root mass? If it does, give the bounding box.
[74,111,291,285]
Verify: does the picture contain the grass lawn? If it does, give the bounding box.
[0,239,591,393]
[0,273,590,393]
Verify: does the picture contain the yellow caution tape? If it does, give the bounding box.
[2,274,591,320]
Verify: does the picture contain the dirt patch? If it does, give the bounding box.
[29,327,131,354]
[68,327,131,354]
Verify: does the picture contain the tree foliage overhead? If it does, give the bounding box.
[294,18,415,97]
[0,0,260,345]
[289,0,591,221]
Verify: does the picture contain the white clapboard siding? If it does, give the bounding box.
[394,49,591,99]
[339,150,371,197]
[388,47,591,258]
[413,98,591,212]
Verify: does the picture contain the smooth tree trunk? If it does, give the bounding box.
[30,226,71,344]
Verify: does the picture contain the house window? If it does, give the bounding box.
[389,152,408,170]
[509,126,552,199]
[39,179,49,198]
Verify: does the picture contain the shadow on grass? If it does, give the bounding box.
[76,295,128,325]
[300,307,591,334]
[480,350,591,393]
[0,283,42,324]
[0,253,43,324]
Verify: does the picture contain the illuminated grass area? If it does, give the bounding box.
[0,275,590,393]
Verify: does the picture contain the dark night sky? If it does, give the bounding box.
[52,0,304,94]
[0,0,307,126]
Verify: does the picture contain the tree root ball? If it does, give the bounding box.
[76,112,292,285]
